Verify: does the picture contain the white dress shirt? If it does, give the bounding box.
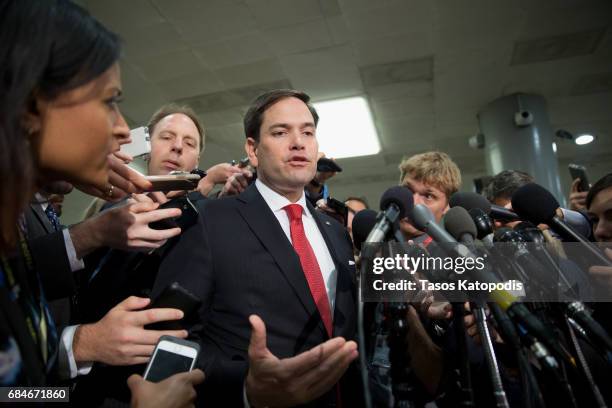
[255,179,338,311]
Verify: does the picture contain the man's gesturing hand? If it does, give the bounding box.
[245,315,358,407]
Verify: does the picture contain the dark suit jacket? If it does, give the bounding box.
[24,203,74,329]
[154,184,361,407]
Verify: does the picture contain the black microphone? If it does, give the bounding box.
[361,186,413,259]
[351,209,378,251]
[444,206,478,246]
[468,208,494,241]
[450,191,520,221]
[511,183,611,266]
[416,204,576,367]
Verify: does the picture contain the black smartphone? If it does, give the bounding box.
[317,157,342,173]
[568,164,590,192]
[149,197,198,231]
[146,282,202,331]
[324,197,349,226]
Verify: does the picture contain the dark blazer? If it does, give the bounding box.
[154,184,361,407]
[24,203,74,329]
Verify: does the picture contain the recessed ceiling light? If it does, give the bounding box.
[552,142,557,153]
[313,96,381,159]
[575,134,595,145]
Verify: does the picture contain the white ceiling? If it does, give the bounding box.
[77,0,612,196]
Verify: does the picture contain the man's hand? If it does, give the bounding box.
[463,304,502,345]
[219,169,254,197]
[70,200,182,258]
[245,315,358,407]
[569,178,589,211]
[589,248,612,292]
[73,296,188,366]
[127,369,205,408]
[196,163,244,196]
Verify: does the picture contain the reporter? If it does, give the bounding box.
[0,4,203,405]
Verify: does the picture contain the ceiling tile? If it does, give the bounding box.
[245,0,324,29]
[131,50,208,82]
[214,58,287,88]
[193,32,275,69]
[262,19,334,55]
[156,70,226,101]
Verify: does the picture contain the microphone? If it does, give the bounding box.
[449,191,520,221]
[511,183,611,266]
[468,208,494,241]
[412,204,457,244]
[351,209,378,251]
[361,186,413,259]
[444,206,478,246]
[416,204,576,366]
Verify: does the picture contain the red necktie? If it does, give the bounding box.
[284,204,333,336]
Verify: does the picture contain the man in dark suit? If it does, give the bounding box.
[155,89,360,407]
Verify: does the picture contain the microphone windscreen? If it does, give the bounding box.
[379,186,414,220]
[352,209,378,250]
[513,221,537,231]
[411,204,435,231]
[511,183,558,224]
[449,191,492,214]
[444,207,478,241]
[493,227,514,242]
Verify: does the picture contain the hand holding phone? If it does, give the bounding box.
[143,336,200,383]
[149,197,199,231]
[145,282,202,330]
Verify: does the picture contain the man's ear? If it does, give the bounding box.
[245,137,258,168]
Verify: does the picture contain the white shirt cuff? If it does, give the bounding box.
[243,381,252,408]
[63,228,85,272]
[59,325,93,379]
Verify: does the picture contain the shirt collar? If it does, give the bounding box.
[34,192,49,211]
[255,179,311,218]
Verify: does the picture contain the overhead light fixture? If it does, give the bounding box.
[313,96,380,159]
[575,134,595,145]
[552,142,557,153]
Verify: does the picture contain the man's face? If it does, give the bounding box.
[246,97,318,200]
[345,199,368,237]
[400,175,449,239]
[147,113,201,175]
[588,186,612,242]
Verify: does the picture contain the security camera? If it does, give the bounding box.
[514,111,533,127]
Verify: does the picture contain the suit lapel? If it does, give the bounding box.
[306,202,354,337]
[236,185,326,336]
[30,203,54,235]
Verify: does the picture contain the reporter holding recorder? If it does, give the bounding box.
[0,0,202,406]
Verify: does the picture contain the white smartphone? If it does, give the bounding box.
[122,126,151,158]
[143,336,200,383]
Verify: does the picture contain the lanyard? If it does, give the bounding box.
[0,230,49,363]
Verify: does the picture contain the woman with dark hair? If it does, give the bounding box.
[0,1,203,404]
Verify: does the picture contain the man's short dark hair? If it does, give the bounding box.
[344,196,370,210]
[586,173,612,209]
[243,89,319,142]
[483,170,534,203]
